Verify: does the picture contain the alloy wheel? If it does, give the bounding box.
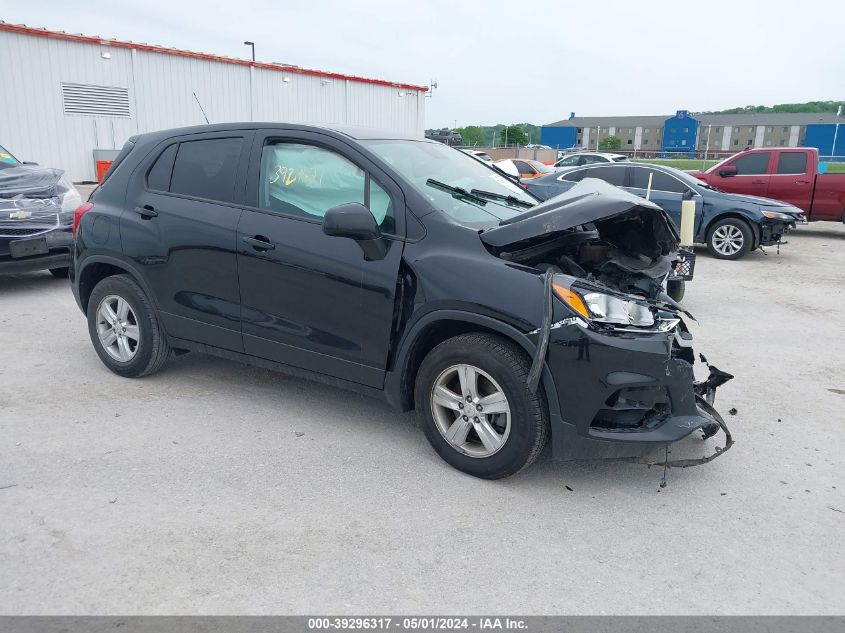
[430,363,511,458]
[95,295,140,362]
[711,225,745,256]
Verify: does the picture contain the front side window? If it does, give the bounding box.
[259,143,393,230]
[776,152,807,175]
[729,152,771,175]
[169,138,243,203]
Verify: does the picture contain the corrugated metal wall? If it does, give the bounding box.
[0,30,425,181]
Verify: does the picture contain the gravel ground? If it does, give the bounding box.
[1,223,843,615]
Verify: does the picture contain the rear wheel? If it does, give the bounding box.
[414,333,549,479]
[49,267,69,278]
[707,218,752,260]
[87,274,170,377]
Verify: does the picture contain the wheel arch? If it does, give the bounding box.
[77,255,159,315]
[385,310,561,421]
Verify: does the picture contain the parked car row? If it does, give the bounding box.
[524,158,806,260]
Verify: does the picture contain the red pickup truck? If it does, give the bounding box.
[689,148,845,222]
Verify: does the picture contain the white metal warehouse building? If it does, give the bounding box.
[0,22,428,182]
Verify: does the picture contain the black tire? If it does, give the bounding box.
[706,218,752,260]
[87,274,170,377]
[667,279,685,302]
[49,267,69,278]
[414,333,550,479]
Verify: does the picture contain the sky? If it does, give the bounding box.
[2,0,843,128]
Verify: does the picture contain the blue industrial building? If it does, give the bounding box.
[541,109,844,159]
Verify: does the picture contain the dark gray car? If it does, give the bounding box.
[525,162,806,259]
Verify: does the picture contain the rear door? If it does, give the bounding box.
[236,129,405,387]
[767,150,812,209]
[626,166,703,231]
[122,131,252,351]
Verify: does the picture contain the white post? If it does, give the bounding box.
[703,125,712,168]
[645,172,653,201]
[831,123,840,161]
[680,200,696,247]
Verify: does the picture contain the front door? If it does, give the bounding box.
[713,151,773,198]
[122,132,252,351]
[236,130,405,388]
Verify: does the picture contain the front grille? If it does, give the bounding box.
[0,226,52,237]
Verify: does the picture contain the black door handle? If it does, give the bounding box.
[134,205,158,219]
[242,235,275,252]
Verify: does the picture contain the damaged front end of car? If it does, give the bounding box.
[480,179,734,467]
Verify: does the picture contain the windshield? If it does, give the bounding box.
[364,139,536,228]
[0,145,21,169]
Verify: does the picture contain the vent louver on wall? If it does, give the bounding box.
[61,83,130,118]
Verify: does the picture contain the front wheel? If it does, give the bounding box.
[87,274,171,377]
[414,333,549,479]
[707,218,752,260]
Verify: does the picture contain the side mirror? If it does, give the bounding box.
[682,189,694,200]
[718,165,737,177]
[322,202,387,261]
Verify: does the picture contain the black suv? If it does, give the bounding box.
[72,123,732,479]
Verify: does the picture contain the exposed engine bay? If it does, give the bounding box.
[495,208,678,300]
[479,179,686,301]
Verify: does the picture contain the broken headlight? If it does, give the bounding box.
[760,210,796,221]
[552,280,655,327]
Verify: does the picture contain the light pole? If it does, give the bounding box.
[243,41,255,61]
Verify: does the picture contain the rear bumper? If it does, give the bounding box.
[543,320,729,460]
[0,227,72,273]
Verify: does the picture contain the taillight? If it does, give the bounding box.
[72,203,93,238]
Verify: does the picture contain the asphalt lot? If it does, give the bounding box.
[1,223,844,615]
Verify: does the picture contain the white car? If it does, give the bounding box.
[554,152,628,168]
[460,149,494,164]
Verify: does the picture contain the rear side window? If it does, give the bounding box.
[146,144,177,191]
[777,152,807,175]
[578,165,626,186]
[514,161,535,176]
[728,152,771,175]
[169,138,243,203]
[631,168,687,193]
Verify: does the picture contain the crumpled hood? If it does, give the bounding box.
[480,178,680,258]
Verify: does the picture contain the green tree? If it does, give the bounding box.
[457,126,486,147]
[497,125,528,146]
[599,135,622,151]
